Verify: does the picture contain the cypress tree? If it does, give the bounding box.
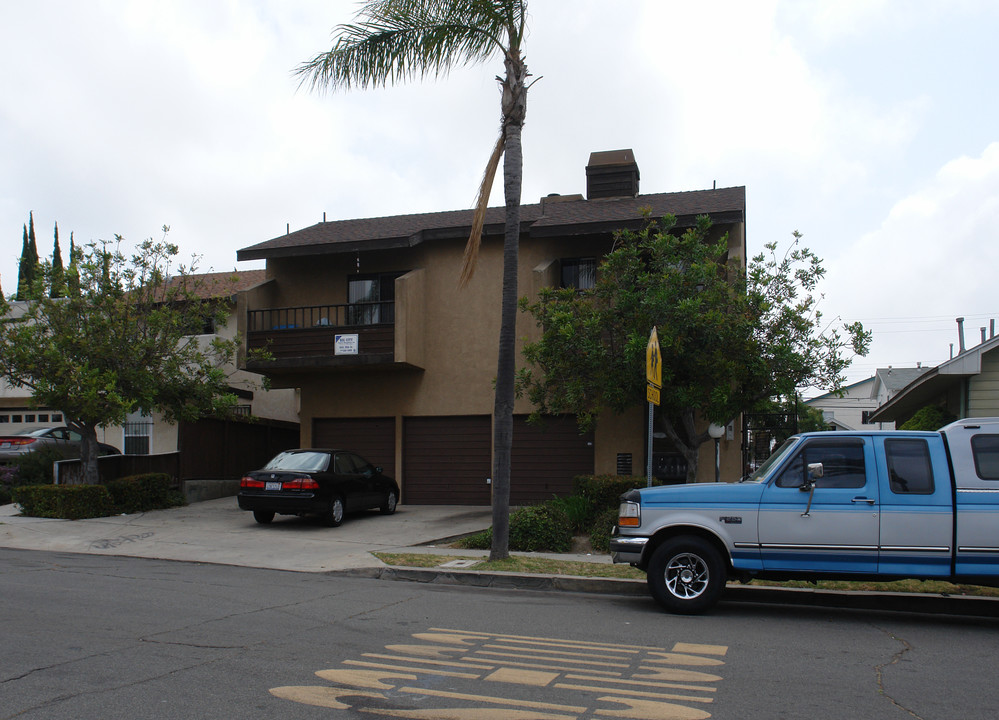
[50,222,66,298]
[66,232,81,296]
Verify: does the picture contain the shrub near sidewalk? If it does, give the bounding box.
[12,473,184,519]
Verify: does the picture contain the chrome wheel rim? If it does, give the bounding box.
[664,552,709,599]
[386,492,397,511]
[332,499,344,523]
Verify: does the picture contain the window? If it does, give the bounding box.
[861,410,873,425]
[348,273,401,325]
[561,258,596,290]
[972,434,999,480]
[25,414,35,423]
[124,411,153,455]
[776,438,866,489]
[885,439,934,494]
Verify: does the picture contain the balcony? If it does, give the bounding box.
[245,302,397,373]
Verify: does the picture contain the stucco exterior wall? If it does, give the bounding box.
[969,349,999,417]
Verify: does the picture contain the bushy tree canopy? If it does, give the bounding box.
[0,233,257,484]
[519,215,870,482]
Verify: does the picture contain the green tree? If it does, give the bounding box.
[519,217,870,482]
[0,233,254,485]
[899,405,957,431]
[66,232,81,296]
[296,0,530,560]
[50,222,66,299]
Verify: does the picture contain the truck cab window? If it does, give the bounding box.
[885,438,934,494]
[775,439,866,489]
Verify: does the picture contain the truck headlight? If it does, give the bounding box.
[618,500,641,527]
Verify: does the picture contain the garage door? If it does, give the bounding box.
[312,417,396,480]
[403,416,491,505]
[511,415,594,505]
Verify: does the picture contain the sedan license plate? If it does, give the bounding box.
[265,481,282,492]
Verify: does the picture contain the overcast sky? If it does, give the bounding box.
[2,0,997,391]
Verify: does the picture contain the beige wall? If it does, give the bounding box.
[248,222,747,485]
[969,349,999,417]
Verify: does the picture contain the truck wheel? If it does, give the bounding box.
[647,536,726,614]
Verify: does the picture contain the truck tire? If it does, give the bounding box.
[647,536,726,614]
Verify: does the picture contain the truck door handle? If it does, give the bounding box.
[851,497,876,505]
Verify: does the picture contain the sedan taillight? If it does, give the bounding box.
[240,477,265,489]
[282,476,320,490]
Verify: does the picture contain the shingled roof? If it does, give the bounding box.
[237,186,746,262]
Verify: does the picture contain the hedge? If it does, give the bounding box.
[11,473,182,519]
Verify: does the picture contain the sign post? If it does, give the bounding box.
[646,328,661,487]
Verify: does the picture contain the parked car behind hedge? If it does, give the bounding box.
[0,427,121,465]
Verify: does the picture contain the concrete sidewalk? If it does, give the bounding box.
[0,497,498,573]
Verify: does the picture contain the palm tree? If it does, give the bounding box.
[296,0,530,560]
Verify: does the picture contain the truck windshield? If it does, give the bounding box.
[744,437,798,482]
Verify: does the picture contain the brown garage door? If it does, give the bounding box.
[511,415,594,505]
[312,417,396,480]
[403,415,491,505]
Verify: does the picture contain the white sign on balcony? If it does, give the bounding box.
[334,334,359,355]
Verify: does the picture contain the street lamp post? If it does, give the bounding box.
[708,423,725,483]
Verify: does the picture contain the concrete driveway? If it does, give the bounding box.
[0,497,492,572]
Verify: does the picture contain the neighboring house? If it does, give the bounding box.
[235,149,748,504]
[806,366,931,431]
[870,332,999,427]
[1,271,299,457]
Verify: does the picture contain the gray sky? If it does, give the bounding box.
[2,0,997,390]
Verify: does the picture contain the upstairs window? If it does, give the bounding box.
[348,273,401,325]
[561,258,596,290]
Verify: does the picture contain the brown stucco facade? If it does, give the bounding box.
[237,154,747,502]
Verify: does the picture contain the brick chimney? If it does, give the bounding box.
[586,149,640,199]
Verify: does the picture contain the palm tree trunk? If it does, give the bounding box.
[490,120,523,561]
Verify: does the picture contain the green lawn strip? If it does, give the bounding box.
[374,552,999,597]
[373,552,646,579]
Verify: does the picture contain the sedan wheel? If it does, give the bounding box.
[380,490,398,515]
[323,496,345,527]
[253,510,275,525]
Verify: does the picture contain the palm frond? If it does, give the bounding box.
[295,0,524,91]
[459,131,504,287]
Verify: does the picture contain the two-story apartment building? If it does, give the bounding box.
[236,151,747,504]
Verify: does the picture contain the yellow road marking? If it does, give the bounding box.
[631,667,722,683]
[411,631,483,646]
[479,638,640,655]
[483,643,638,660]
[385,644,465,659]
[564,673,718,693]
[484,668,560,686]
[362,652,495,669]
[344,660,483,679]
[360,707,576,720]
[313,668,415,689]
[399,686,586,713]
[463,657,622,675]
[472,650,629,668]
[429,628,669,652]
[672,643,728,656]
[555,683,713,704]
[645,653,725,667]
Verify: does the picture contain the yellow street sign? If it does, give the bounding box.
[646,327,661,387]
[647,383,661,406]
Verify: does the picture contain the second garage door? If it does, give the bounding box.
[403,416,491,505]
[312,417,396,480]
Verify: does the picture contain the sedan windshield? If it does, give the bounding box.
[263,451,330,473]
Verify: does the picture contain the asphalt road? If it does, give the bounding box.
[3,547,998,720]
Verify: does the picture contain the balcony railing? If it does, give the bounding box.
[247,302,395,332]
[246,302,396,369]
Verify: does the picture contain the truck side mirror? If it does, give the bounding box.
[800,462,824,491]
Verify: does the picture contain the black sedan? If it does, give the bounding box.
[237,449,399,527]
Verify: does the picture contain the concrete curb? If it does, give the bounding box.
[350,565,999,617]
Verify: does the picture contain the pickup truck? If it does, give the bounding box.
[610,417,999,613]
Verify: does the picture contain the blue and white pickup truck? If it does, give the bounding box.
[610,418,999,613]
